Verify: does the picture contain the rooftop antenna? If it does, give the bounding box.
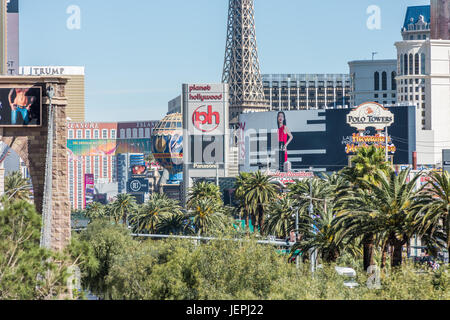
[372,52,378,60]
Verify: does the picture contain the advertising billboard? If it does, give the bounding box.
[239,105,416,172]
[84,173,95,208]
[183,84,228,166]
[67,138,152,158]
[130,154,147,177]
[0,87,42,126]
[182,83,229,205]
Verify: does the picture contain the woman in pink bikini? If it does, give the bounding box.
[277,112,293,171]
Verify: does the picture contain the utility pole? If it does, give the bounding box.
[308,166,316,273]
[385,126,389,163]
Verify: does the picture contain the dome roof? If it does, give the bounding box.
[152,113,182,136]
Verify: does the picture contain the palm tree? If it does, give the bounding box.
[156,211,192,235]
[109,193,138,225]
[263,196,297,238]
[414,171,450,255]
[234,172,253,230]
[189,197,226,236]
[187,181,223,210]
[237,171,279,232]
[85,202,106,221]
[336,145,392,270]
[129,193,182,234]
[340,145,391,187]
[4,171,31,201]
[291,202,348,263]
[337,169,422,268]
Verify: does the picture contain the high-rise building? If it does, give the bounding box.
[168,95,182,114]
[348,60,398,107]
[20,66,86,122]
[6,0,19,75]
[222,0,269,122]
[262,74,351,110]
[395,4,450,165]
[431,0,450,40]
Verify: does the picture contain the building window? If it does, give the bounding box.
[391,72,397,90]
[77,130,82,139]
[400,55,404,75]
[139,128,144,138]
[86,156,91,174]
[103,156,108,178]
[68,130,74,139]
[85,130,91,139]
[382,72,387,91]
[111,156,116,181]
[111,129,116,139]
[145,128,151,138]
[421,53,426,74]
[94,130,99,139]
[94,156,99,181]
[415,53,419,75]
[126,128,131,138]
[404,54,408,75]
[409,54,413,75]
[120,129,125,139]
[374,72,380,91]
[132,128,138,138]
[102,129,108,139]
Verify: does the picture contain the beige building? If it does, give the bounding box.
[19,66,85,122]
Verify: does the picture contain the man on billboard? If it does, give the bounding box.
[277,112,293,171]
[8,88,35,125]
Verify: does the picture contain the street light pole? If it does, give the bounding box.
[308,166,316,273]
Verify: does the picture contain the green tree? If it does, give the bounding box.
[264,196,297,238]
[187,181,223,210]
[337,146,392,270]
[4,171,31,201]
[129,193,182,234]
[235,171,278,232]
[77,219,133,299]
[109,193,138,225]
[414,171,450,255]
[85,202,106,221]
[337,169,421,268]
[0,199,72,299]
[189,197,226,236]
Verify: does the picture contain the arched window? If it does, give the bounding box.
[409,53,413,75]
[415,53,419,75]
[374,72,380,91]
[382,72,387,91]
[391,72,397,90]
[400,55,404,75]
[421,53,426,74]
[404,54,408,75]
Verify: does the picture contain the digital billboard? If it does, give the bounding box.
[0,87,42,126]
[67,138,152,158]
[238,105,416,172]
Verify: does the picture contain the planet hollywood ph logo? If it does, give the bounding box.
[192,105,220,133]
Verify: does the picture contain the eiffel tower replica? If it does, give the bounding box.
[222,0,270,125]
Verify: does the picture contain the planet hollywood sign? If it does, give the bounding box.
[347,102,394,131]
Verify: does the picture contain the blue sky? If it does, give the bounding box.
[19,0,428,122]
